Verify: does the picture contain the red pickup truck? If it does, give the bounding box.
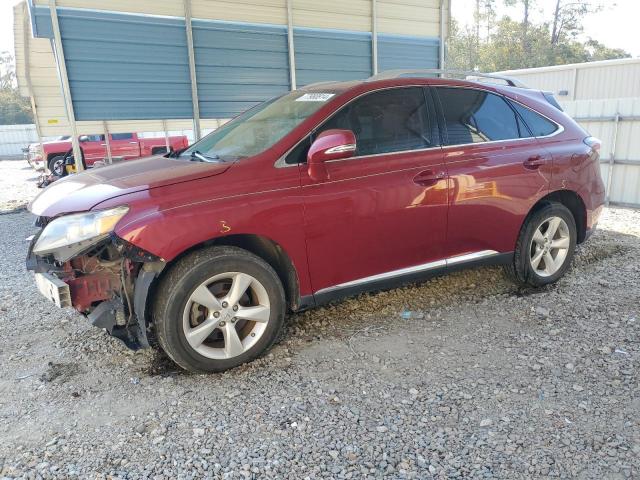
[27,132,189,174]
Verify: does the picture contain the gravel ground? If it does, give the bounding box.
[0,159,638,479]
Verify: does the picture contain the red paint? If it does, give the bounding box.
[61,256,122,312]
[67,273,121,312]
[30,77,606,302]
[307,129,357,181]
[444,137,552,256]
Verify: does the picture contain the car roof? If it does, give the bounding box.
[299,75,527,97]
[296,74,568,131]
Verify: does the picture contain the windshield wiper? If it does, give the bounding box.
[190,150,220,162]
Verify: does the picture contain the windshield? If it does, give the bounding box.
[180,90,339,161]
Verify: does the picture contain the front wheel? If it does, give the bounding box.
[505,202,577,287]
[153,246,286,373]
[47,155,66,176]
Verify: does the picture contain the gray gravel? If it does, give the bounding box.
[0,159,639,479]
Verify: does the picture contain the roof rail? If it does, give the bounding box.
[367,69,529,88]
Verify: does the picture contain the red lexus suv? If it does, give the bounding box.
[27,71,605,372]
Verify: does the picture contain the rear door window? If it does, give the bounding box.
[510,102,560,137]
[435,87,523,145]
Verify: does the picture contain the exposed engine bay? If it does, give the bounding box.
[27,218,165,349]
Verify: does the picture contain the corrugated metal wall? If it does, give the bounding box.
[498,59,640,101]
[378,34,439,71]
[14,2,70,135]
[292,0,372,31]
[193,20,290,118]
[573,62,640,100]
[378,0,441,37]
[562,98,640,207]
[20,0,445,135]
[59,10,193,120]
[498,60,640,207]
[0,124,38,156]
[191,0,287,25]
[294,28,372,86]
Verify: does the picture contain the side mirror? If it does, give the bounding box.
[78,135,89,143]
[307,129,356,181]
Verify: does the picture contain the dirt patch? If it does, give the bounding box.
[39,362,82,384]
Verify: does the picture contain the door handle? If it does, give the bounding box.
[413,170,445,187]
[129,142,138,145]
[523,155,549,170]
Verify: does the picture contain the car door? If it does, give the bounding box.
[299,86,449,297]
[79,134,106,166]
[109,133,140,159]
[433,86,552,259]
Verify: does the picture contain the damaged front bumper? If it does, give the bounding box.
[26,227,165,349]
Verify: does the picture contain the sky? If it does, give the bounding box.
[1,0,639,59]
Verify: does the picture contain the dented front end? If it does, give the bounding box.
[27,217,164,349]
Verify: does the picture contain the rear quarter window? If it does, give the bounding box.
[510,102,559,137]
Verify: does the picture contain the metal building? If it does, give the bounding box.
[14,0,450,168]
[498,58,640,208]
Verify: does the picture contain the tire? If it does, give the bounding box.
[152,246,286,373]
[504,202,577,287]
[47,155,66,176]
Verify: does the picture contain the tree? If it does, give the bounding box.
[481,17,553,70]
[504,0,536,58]
[551,1,602,47]
[448,20,481,71]
[0,51,33,125]
[447,0,630,72]
[584,38,631,61]
[473,0,498,44]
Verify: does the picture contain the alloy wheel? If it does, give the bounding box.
[529,216,571,277]
[51,158,65,176]
[182,272,271,360]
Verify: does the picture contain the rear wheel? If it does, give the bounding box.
[153,246,286,373]
[505,202,577,287]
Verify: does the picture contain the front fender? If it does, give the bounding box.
[99,180,312,296]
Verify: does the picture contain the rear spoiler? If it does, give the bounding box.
[542,91,564,111]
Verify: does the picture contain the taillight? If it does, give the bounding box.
[583,136,601,153]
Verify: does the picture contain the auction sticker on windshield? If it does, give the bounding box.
[296,93,335,102]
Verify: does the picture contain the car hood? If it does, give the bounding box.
[29,155,232,217]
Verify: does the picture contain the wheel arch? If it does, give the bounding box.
[149,233,302,314]
[525,190,587,243]
[46,151,67,161]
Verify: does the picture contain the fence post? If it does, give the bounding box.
[184,0,201,141]
[605,113,620,206]
[22,3,45,163]
[286,0,297,90]
[371,0,378,75]
[163,120,170,153]
[439,0,446,69]
[49,0,84,172]
[102,121,113,164]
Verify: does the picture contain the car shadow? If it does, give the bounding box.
[282,226,638,351]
